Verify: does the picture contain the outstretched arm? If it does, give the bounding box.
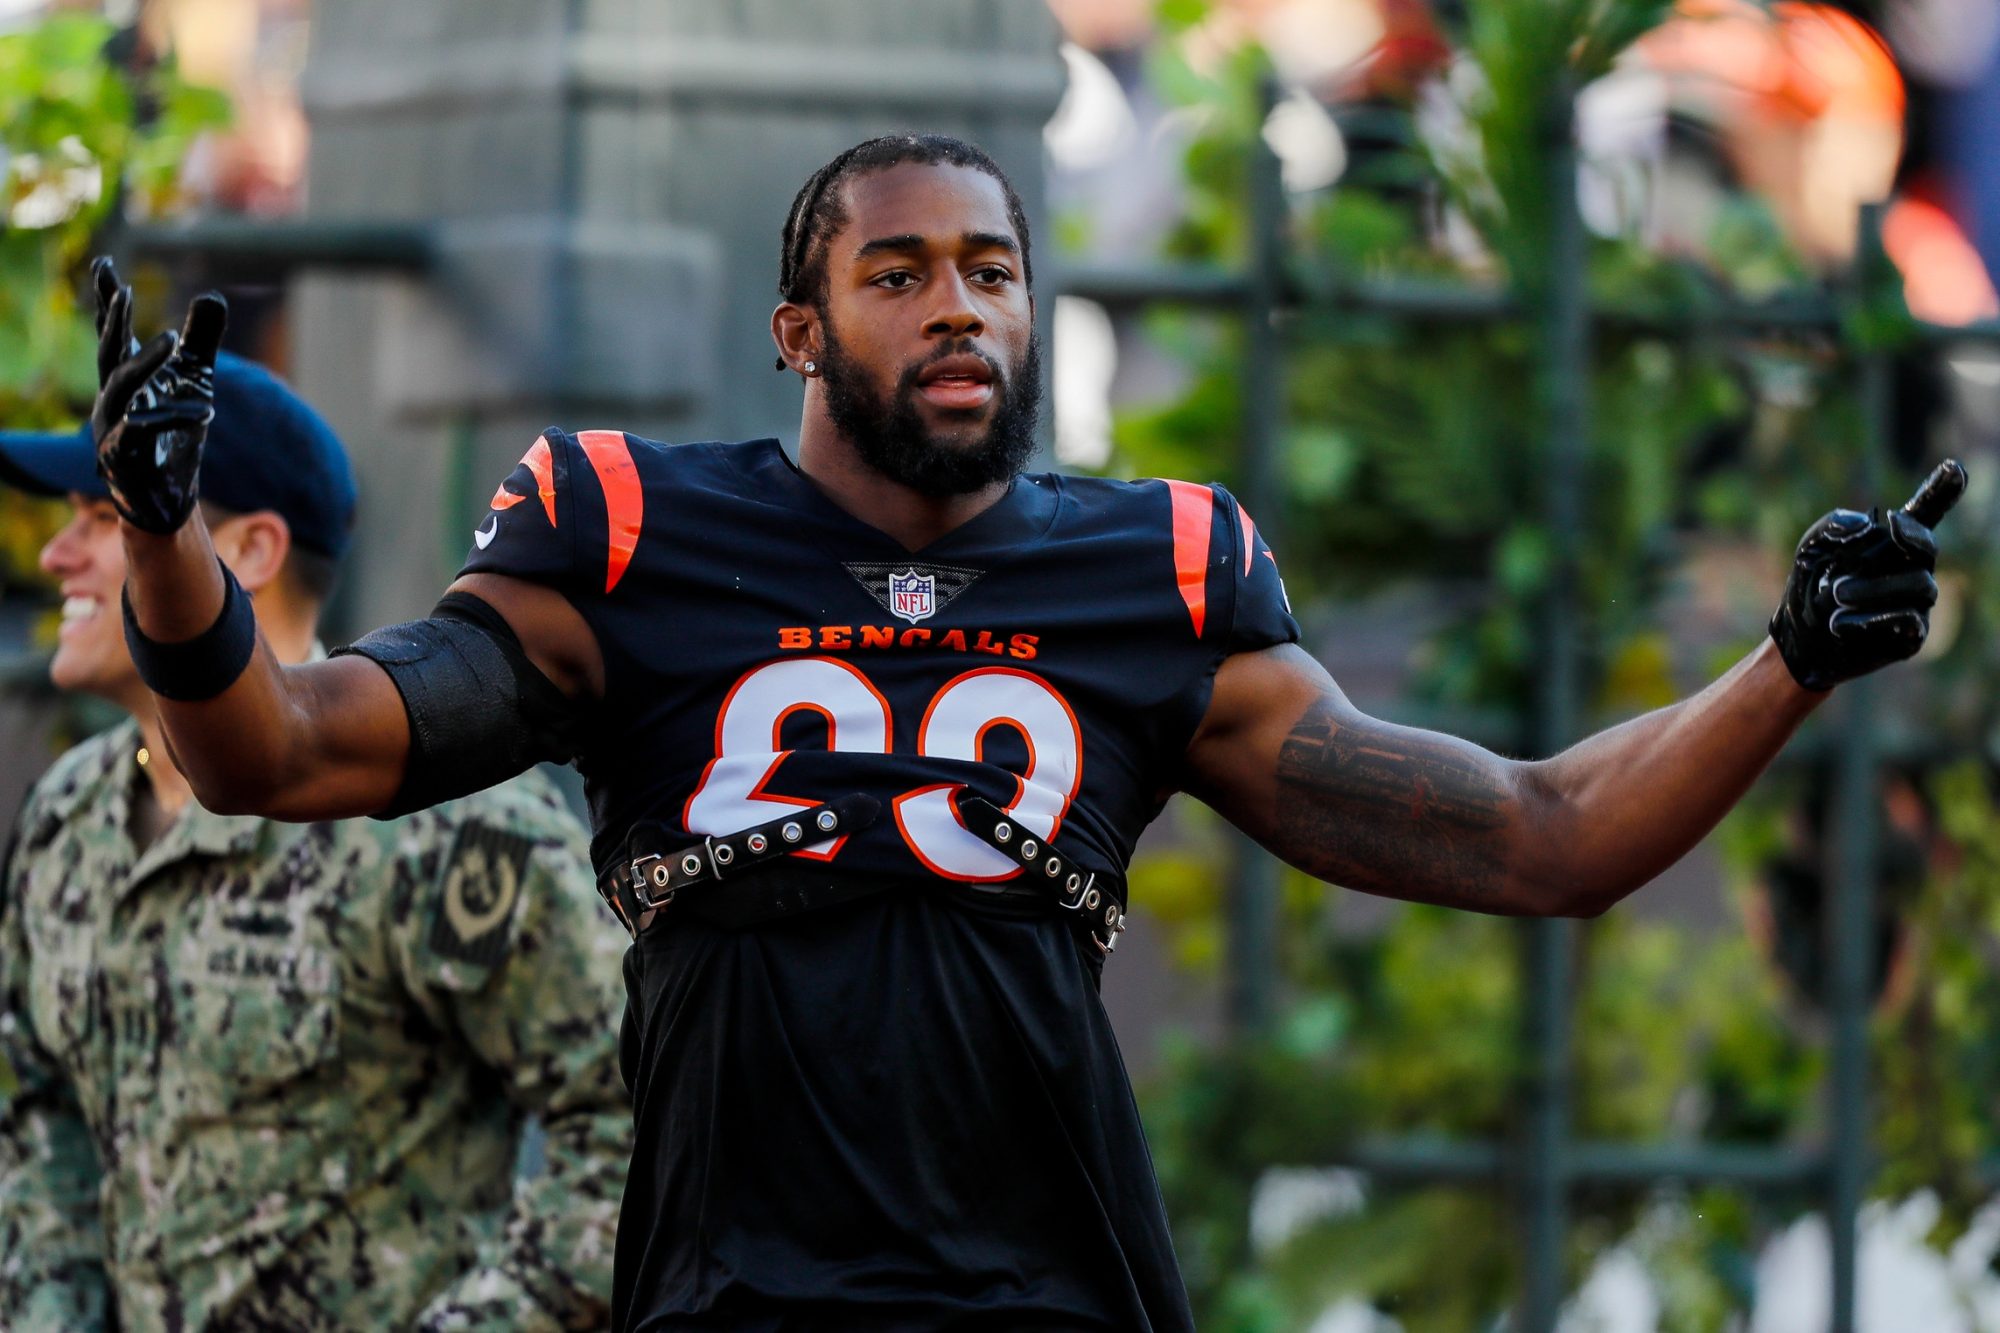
[1185,461,1965,917]
[125,513,594,820]
[1183,639,1819,917]
[93,260,599,820]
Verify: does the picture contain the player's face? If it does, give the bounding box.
[817,161,1043,497]
[39,494,144,704]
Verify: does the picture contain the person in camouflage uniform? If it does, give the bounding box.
[0,353,631,1331]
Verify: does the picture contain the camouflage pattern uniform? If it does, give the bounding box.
[0,718,631,1331]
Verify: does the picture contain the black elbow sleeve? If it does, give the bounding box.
[332,592,581,818]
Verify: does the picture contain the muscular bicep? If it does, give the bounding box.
[1181,643,1547,914]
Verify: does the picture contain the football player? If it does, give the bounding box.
[93,134,1957,1331]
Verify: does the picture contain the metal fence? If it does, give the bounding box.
[1056,79,2000,1332]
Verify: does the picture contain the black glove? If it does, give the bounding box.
[88,256,228,535]
[1769,460,1967,691]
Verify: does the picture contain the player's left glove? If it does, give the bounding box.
[88,256,229,535]
[1769,460,1967,691]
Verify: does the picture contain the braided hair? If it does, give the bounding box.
[774,133,1033,369]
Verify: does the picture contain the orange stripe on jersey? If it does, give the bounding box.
[577,429,644,594]
[522,438,559,527]
[489,486,527,512]
[1237,502,1257,577]
[1163,479,1212,638]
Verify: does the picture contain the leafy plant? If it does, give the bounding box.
[1139,803,1814,1328]
[1099,0,1986,1326]
[0,13,229,592]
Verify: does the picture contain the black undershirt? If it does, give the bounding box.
[610,884,1194,1333]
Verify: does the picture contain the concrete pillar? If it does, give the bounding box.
[291,0,1064,633]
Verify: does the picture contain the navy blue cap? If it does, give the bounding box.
[0,352,357,560]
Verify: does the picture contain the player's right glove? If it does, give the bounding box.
[1768,460,1967,691]
[88,256,229,535]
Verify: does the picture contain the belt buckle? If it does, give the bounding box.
[628,853,675,911]
[1096,907,1128,955]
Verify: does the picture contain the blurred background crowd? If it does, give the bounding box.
[6,0,2000,1328]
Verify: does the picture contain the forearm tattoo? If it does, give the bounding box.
[1273,696,1513,900]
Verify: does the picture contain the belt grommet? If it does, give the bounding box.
[816,810,838,832]
[781,822,803,842]
[1065,872,1082,893]
[680,854,702,876]
[1084,888,1101,909]
[1020,840,1039,860]
[747,833,768,854]
[1044,857,1062,877]
[994,822,1013,843]
[651,864,672,889]
[713,843,735,865]
[1104,905,1118,926]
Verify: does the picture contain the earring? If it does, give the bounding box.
[803,360,818,374]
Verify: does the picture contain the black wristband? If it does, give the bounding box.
[121,561,258,702]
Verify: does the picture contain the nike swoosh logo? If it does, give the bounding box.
[473,516,498,550]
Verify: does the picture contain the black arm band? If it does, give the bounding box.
[332,591,582,819]
[121,560,258,703]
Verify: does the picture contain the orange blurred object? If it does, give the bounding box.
[1769,2,1905,122]
[1883,194,2000,325]
[1643,0,1903,123]
[1368,0,1453,99]
[1641,0,1906,261]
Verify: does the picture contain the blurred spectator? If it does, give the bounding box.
[145,0,310,217]
[0,355,631,1331]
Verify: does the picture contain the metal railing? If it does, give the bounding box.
[1056,79,2000,1332]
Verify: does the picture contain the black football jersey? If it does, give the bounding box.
[461,432,1299,1332]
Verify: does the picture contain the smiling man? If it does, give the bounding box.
[0,358,632,1332]
[92,133,1958,1331]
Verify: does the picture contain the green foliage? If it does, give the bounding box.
[1432,0,1666,297]
[0,15,228,411]
[1137,793,1827,1327]
[1873,762,2000,1235]
[1100,0,1993,1326]
[1109,0,1821,716]
[1140,847,1816,1327]
[1266,1189,1514,1333]
[0,14,229,591]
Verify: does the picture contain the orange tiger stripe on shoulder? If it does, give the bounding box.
[522,437,558,526]
[490,436,557,520]
[576,429,643,594]
[1162,479,1213,638]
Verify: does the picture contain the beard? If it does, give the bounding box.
[819,322,1044,498]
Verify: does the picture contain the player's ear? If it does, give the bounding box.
[770,302,821,377]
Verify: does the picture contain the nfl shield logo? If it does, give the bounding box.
[889,569,936,623]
